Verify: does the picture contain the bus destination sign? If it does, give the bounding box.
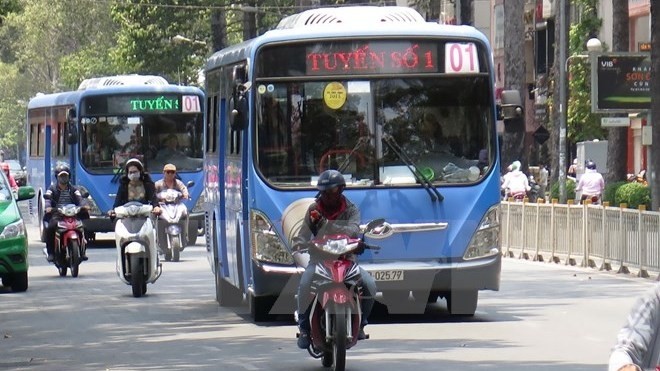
[306,42,439,75]
[82,94,201,115]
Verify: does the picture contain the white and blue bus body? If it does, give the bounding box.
[27,75,206,242]
[204,7,507,321]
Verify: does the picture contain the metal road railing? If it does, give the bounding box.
[501,200,660,279]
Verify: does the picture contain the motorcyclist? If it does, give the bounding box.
[1,163,18,191]
[43,164,90,262]
[501,160,530,199]
[154,163,189,251]
[576,160,605,204]
[109,158,160,215]
[292,169,376,349]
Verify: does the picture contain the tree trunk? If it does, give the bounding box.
[650,1,660,210]
[460,0,473,25]
[502,0,526,170]
[605,0,630,184]
[550,6,569,187]
[242,0,257,41]
[210,6,227,53]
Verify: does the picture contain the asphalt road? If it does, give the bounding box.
[0,222,656,370]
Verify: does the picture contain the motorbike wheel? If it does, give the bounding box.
[69,240,81,278]
[332,306,347,371]
[130,255,145,298]
[321,351,334,367]
[57,253,68,277]
[171,235,181,262]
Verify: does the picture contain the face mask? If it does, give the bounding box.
[58,176,69,185]
[128,173,140,181]
[320,190,341,208]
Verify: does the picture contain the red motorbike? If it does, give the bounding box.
[52,204,87,277]
[293,219,390,371]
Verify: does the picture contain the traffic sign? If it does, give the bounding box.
[533,125,550,145]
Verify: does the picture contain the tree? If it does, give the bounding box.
[651,0,660,210]
[566,0,605,144]
[605,0,630,185]
[111,0,211,85]
[502,0,526,170]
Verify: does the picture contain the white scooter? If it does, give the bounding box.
[113,202,162,297]
[156,189,189,262]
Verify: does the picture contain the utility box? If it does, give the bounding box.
[576,140,608,180]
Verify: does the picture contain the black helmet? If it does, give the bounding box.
[316,170,346,191]
[125,158,144,172]
[54,163,70,177]
[586,160,596,170]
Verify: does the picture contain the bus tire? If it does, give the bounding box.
[217,274,243,307]
[249,292,275,322]
[38,197,46,242]
[446,290,478,316]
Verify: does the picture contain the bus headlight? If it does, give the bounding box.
[463,205,500,260]
[77,186,102,216]
[192,191,206,213]
[250,210,294,265]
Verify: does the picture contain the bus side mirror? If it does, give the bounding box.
[498,90,524,133]
[67,108,78,144]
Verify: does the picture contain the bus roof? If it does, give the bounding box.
[206,6,490,70]
[28,80,204,110]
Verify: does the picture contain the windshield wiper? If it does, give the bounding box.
[381,133,443,202]
[337,136,369,174]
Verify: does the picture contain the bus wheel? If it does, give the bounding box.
[249,292,275,322]
[217,274,243,307]
[38,198,46,243]
[446,290,478,316]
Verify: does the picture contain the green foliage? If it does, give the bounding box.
[566,0,606,144]
[110,0,211,85]
[603,181,626,205]
[550,178,576,202]
[614,183,651,209]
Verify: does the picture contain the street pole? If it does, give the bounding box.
[558,0,568,203]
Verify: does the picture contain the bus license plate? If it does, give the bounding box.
[372,270,404,281]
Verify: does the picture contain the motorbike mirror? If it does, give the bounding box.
[186,180,195,188]
[363,219,393,240]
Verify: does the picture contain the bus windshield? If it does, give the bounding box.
[80,101,204,174]
[255,76,494,188]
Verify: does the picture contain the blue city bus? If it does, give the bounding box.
[204,6,519,321]
[27,75,206,243]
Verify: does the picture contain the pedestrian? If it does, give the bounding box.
[608,282,660,371]
[568,158,577,179]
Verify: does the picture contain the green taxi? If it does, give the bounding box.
[0,182,35,293]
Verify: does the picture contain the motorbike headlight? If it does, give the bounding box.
[314,238,357,255]
[0,219,26,239]
[463,205,500,260]
[250,209,294,265]
[60,204,79,217]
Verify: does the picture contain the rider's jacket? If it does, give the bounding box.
[293,196,361,262]
[576,169,605,196]
[608,282,660,371]
[501,170,530,195]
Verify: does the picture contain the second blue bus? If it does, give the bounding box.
[27,75,206,243]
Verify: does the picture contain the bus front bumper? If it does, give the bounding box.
[250,253,501,297]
